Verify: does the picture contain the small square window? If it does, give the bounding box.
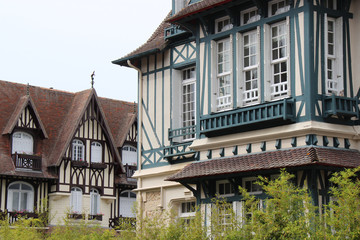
[243,178,263,194]
[269,0,290,16]
[217,180,234,196]
[215,16,233,33]
[241,7,260,25]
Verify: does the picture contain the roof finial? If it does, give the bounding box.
[133,101,136,114]
[26,83,30,96]
[91,71,95,88]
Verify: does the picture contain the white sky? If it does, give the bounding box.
[0,0,171,102]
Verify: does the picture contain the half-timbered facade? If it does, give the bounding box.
[0,80,137,227]
[113,0,360,227]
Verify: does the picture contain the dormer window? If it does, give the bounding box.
[12,131,33,155]
[241,7,260,25]
[91,142,102,163]
[269,0,290,16]
[215,16,233,33]
[72,139,84,161]
[174,0,188,14]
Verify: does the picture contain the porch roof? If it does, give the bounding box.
[166,147,360,182]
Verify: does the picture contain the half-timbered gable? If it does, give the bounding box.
[0,80,137,228]
[113,0,360,227]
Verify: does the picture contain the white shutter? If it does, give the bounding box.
[335,17,343,94]
[286,16,291,96]
[171,69,182,143]
[229,34,234,108]
[263,24,271,101]
[91,142,102,163]
[205,203,212,235]
[257,26,261,101]
[236,32,243,107]
[211,40,217,113]
[233,201,243,224]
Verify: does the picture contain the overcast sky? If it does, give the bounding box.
[0,0,171,102]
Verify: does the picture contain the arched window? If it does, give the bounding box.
[70,187,82,213]
[72,140,84,161]
[12,132,33,155]
[119,190,136,218]
[7,182,34,212]
[90,188,100,215]
[122,145,137,166]
[91,142,102,163]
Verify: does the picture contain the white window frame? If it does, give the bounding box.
[215,37,233,111]
[181,67,196,141]
[269,20,290,100]
[269,0,290,16]
[70,187,82,213]
[91,141,102,163]
[215,16,233,33]
[243,177,263,195]
[216,180,234,197]
[325,15,343,95]
[239,29,260,106]
[241,7,260,25]
[72,139,85,161]
[122,145,137,165]
[179,201,196,220]
[119,190,136,218]
[12,131,34,155]
[7,182,34,212]
[90,188,100,215]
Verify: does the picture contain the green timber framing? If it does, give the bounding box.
[114,0,359,170]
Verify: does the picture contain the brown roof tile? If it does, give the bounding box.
[166,147,360,182]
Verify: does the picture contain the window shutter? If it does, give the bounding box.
[237,32,243,107]
[233,201,243,224]
[257,26,261,101]
[211,40,217,113]
[171,69,182,143]
[263,24,271,101]
[335,16,343,94]
[229,34,234,109]
[286,17,291,96]
[205,203,212,235]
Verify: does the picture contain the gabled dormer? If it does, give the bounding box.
[2,95,48,171]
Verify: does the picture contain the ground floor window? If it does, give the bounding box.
[119,190,136,218]
[7,182,34,212]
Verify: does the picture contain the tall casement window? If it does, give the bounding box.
[70,187,82,213]
[216,38,232,111]
[269,0,290,16]
[12,132,33,155]
[90,189,100,215]
[325,15,343,95]
[7,182,34,212]
[119,190,136,218]
[241,30,259,105]
[182,67,196,140]
[122,145,137,165]
[270,20,289,99]
[72,139,84,161]
[91,141,102,163]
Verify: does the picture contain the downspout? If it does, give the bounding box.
[127,60,144,227]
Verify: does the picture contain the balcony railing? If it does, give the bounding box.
[12,153,41,171]
[322,95,359,118]
[109,216,136,229]
[124,164,137,179]
[0,211,40,224]
[168,125,196,142]
[200,98,295,136]
[164,142,196,161]
[164,24,187,39]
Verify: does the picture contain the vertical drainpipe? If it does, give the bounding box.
[127,59,143,224]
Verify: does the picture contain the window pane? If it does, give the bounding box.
[12,192,20,211]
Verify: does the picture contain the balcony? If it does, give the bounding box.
[200,98,295,137]
[12,153,41,171]
[164,142,197,162]
[109,216,136,229]
[125,164,137,179]
[168,125,196,143]
[164,24,187,40]
[322,95,359,119]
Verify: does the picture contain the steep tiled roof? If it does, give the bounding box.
[0,80,136,178]
[166,147,360,182]
[112,12,172,66]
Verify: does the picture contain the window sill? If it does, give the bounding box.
[88,214,103,221]
[71,160,88,168]
[68,213,85,220]
[90,162,107,169]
